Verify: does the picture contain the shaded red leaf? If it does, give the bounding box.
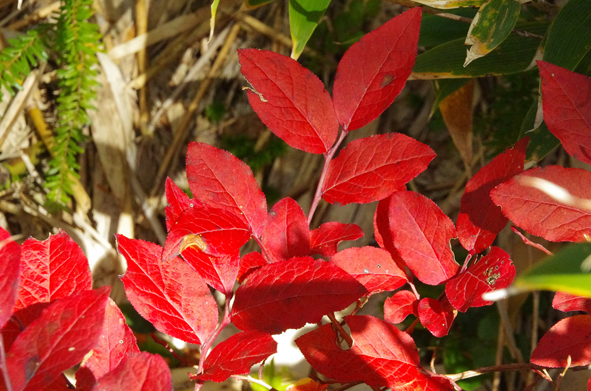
[296,315,453,390]
[330,246,407,296]
[186,142,267,237]
[385,191,458,285]
[117,235,218,345]
[238,49,338,154]
[6,287,109,391]
[445,247,515,312]
[531,314,591,367]
[197,331,277,382]
[262,197,310,261]
[332,8,421,131]
[237,252,268,284]
[182,248,240,296]
[457,138,528,254]
[310,222,364,257]
[2,303,49,352]
[491,166,591,242]
[322,134,435,205]
[553,292,591,314]
[539,61,591,165]
[232,257,367,334]
[384,290,418,324]
[418,296,456,338]
[0,227,20,327]
[90,352,172,391]
[164,177,193,231]
[14,230,92,312]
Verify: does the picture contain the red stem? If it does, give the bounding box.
[327,312,353,348]
[196,294,233,377]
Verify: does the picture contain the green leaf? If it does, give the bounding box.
[412,0,485,9]
[543,0,591,71]
[519,99,560,162]
[419,9,475,47]
[514,243,591,298]
[210,0,221,41]
[244,0,276,8]
[464,0,521,66]
[289,0,331,60]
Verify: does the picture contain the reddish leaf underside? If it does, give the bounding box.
[553,292,591,314]
[186,142,268,237]
[117,235,218,345]
[182,248,240,296]
[386,191,458,285]
[538,61,591,165]
[14,230,92,312]
[418,296,456,338]
[90,352,172,391]
[262,197,310,261]
[457,138,528,254]
[531,315,591,367]
[197,330,277,382]
[332,8,422,131]
[6,287,110,391]
[330,246,407,296]
[322,134,435,205]
[231,257,367,334]
[0,227,20,327]
[384,290,418,324]
[164,177,193,231]
[445,247,515,312]
[310,222,364,257]
[238,49,338,154]
[491,165,591,242]
[296,315,453,390]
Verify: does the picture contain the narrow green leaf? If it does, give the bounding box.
[412,0,485,9]
[209,0,221,42]
[519,99,560,162]
[419,9,475,47]
[289,0,331,60]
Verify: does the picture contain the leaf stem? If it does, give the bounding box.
[233,375,277,391]
[196,293,233,376]
[444,363,538,381]
[0,336,13,391]
[327,312,353,348]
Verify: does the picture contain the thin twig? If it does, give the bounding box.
[445,363,536,381]
[327,312,353,348]
[135,0,150,135]
[233,375,277,391]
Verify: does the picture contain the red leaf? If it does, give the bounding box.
[539,61,591,165]
[6,287,109,391]
[182,249,240,296]
[491,166,591,242]
[457,138,528,254]
[296,315,453,390]
[553,292,591,314]
[445,247,515,312]
[117,235,218,345]
[384,290,418,324]
[14,230,92,312]
[2,303,49,352]
[90,352,172,391]
[330,246,407,296]
[385,191,458,285]
[197,331,277,382]
[310,222,364,257]
[238,49,338,154]
[237,252,268,284]
[186,142,267,237]
[232,257,367,334]
[418,296,456,338]
[531,314,591,367]
[322,134,435,205]
[162,204,250,262]
[262,197,310,261]
[0,227,20,328]
[164,177,193,231]
[332,8,421,131]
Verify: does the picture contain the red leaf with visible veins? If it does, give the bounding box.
[164,177,193,231]
[446,247,515,312]
[330,247,406,296]
[384,290,418,324]
[14,230,92,312]
[322,134,435,205]
[418,296,456,338]
[310,222,364,257]
[332,8,421,131]
[117,235,218,345]
[457,138,528,254]
[197,331,277,382]
[0,227,20,327]
[531,314,591,367]
[553,292,591,314]
[238,49,338,154]
[186,142,267,237]
[182,249,240,296]
[6,287,109,391]
[90,352,172,391]
[296,315,453,390]
[386,191,458,285]
[539,61,591,165]
[491,166,591,242]
[262,197,310,261]
[232,257,367,334]
[237,252,268,284]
